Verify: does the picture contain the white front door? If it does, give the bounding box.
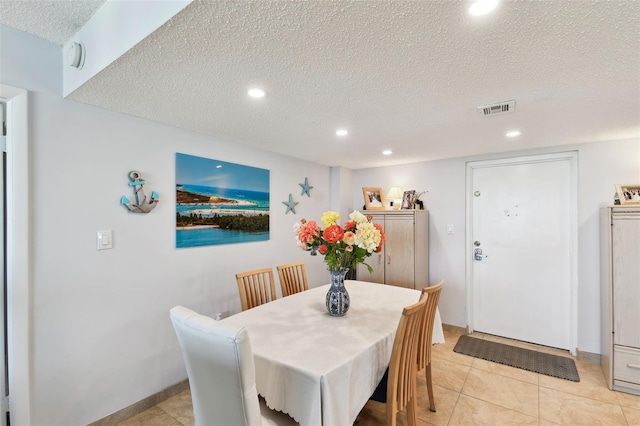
[467,153,577,351]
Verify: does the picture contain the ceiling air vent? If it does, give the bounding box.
[477,100,516,116]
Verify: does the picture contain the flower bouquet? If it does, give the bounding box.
[294,210,385,316]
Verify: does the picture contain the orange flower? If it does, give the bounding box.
[323,224,344,243]
[374,223,385,246]
[318,244,328,254]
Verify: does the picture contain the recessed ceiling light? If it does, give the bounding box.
[382,150,393,156]
[506,130,521,138]
[469,0,498,16]
[248,88,265,98]
[336,129,348,136]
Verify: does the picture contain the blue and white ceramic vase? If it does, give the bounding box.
[326,268,350,316]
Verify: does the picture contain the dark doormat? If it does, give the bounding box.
[453,335,580,382]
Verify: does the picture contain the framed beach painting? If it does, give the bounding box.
[176,153,270,248]
[362,187,386,210]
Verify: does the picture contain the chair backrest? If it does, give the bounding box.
[276,261,309,297]
[236,268,277,311]
[169,305,262,426]
[416,280,444,370]
[386,292,428,425]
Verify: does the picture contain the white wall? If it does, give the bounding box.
[330,166,354,219]
[2,25,332,425]
[352,140,640,355]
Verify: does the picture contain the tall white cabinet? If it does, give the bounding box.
[357,210,429,290]
[601,206,640,396]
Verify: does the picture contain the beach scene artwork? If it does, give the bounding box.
[176,153,270,248]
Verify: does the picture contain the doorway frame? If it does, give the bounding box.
[465,151,578,355]
[0,85,31,425]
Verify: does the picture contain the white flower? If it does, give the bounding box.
[355,222,382,253]
[295,235,307,250]
[349,210,368,224]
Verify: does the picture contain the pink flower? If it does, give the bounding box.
[297,220,320,243]
[343,231,356,245]
[345,245,354,252]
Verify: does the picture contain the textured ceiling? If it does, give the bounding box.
[0,0,105,46]
[2,0,639,169]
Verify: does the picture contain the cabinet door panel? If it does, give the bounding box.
[385,215,415,288]
[358,251,385,283]
[612,215,640,347]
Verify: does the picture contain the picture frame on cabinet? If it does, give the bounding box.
[362,187,386,210]
[615,184,640,205]
[401,190,416,209]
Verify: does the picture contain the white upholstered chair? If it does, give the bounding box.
[170,305,298,426]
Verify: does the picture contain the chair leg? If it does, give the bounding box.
[406,396,418,426]
[426,363,436,412]
[387,405,396,426]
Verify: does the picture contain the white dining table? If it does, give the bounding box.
[221,280,445,426]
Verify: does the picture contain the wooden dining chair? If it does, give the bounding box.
[370,292,428,426]
[416,279,444,412]
[276,261,309,297]
[235,268,277,311]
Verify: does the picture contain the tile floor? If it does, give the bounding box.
[117,328,640,425]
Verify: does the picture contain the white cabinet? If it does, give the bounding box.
[357,210,429,290]
[601,206,640,395]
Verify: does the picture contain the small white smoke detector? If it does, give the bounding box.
[65,41,85,69]
[477,100,516,116]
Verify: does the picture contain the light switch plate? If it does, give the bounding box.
[97,230,113,250]
[447,224,454,235]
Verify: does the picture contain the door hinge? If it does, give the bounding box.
[0,135,6,152]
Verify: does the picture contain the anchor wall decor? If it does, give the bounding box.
[120,170,159,213]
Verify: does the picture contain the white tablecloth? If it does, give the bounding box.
[221,280,445,426]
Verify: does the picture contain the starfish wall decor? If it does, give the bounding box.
[282,193,299,214]
[299,177,313,197]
